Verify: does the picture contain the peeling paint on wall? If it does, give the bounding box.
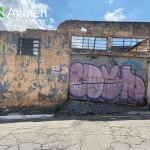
[1,20,150,107]
[0,29,70,107]
[0,44,17,54]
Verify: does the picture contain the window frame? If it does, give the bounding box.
[18,38,41,56]
[111,37,146,51]
[71,36,107,50]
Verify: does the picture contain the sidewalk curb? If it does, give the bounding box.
[126,111,150,115]
[0,113,54,120]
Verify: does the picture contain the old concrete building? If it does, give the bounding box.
[0,20,150,108]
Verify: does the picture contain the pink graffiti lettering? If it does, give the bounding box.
[120,66,145,101]
[87,65,104,99]
[69,62,146,102]
[69,63,88,97]
[101,65,123,100]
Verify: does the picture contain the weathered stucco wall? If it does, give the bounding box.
[0,29,70,107]
[58,20,150,38]
[1,20,150,107]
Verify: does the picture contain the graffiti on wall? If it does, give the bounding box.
[35,73,56,81]
[69,62,146,102]
[0,44,17,54]
[122,58,142,71]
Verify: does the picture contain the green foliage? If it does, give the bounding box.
[54,104,62,113]
[16,107,23,112]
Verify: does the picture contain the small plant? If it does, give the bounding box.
[16,107,23,112]
[54,104,62,113]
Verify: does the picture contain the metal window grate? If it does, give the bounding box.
[111,38,149,52]
[71,36,107,50]
[18,38,41,56]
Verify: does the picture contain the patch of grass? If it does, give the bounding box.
[16,107,23,112]
[54,104,62,113]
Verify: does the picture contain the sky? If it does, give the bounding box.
[0,0,150,31]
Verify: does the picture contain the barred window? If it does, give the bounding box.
[18,38,41,56]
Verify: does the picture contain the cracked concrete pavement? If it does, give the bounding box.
[0,115,150,150]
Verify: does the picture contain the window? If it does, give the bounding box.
[71,36,107,50]
[111,38,146,51]
[18,38,41,56]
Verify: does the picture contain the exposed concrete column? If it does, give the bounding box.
[107,37,112,51]
[147,60,150,107]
